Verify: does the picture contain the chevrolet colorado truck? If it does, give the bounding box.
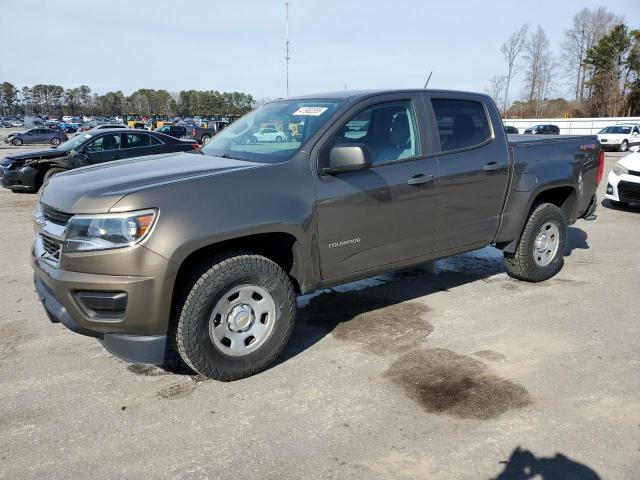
[32,89,601,381]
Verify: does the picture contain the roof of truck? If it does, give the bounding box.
[288,89,490,101]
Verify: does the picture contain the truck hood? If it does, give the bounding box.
[39,152,264,213]
[1,148,70,166]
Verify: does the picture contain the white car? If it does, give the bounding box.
[605,146,640,207]
[253,128,286,143]
[597,124,640,152]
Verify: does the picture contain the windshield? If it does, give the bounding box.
[599,126,631,134]
[57,132,94,151]
[200,99,345,163]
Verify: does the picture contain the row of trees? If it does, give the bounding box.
[486,7,640,118]
[0,83,255,117]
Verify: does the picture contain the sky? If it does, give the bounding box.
[1,0,639,102]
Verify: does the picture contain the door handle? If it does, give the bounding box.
[407,174,435,186]
[483,162,507,172]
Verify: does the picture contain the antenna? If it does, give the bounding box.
[423,71,433,89]
[285,2,290,97]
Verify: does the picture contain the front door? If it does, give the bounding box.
[78,133,123,166]
[313,96,438,280]
[428,96,510,252]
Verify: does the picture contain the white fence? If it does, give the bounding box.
[502,117,640,135]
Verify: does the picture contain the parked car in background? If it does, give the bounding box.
[524,124,560,135]
[597,124,640,152]
[0,120,13,128]
[10,120,24,127]
[155,124,189,139]
[72,123,127,137]
[190,121,229,144]
[4,128,67,147]
[57,122,79,133]
[504,125,519,134]
[605,146,640,207]
[253,127,287,143]
[0,129,199,192]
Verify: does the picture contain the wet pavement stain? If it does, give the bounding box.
[157,383,196,399]
[127,364,170,376]
[299,286,433,356]
[474,350,507,361]
[385,348,531,419]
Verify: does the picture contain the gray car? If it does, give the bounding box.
[5,128,68,146]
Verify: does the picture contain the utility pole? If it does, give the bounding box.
[285,2,290,97]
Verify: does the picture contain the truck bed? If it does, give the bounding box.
[507,134,598,145]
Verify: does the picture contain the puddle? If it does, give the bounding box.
[385,348,531,419]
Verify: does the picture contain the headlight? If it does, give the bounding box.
[65,209,157,252]
[612,163,628,176]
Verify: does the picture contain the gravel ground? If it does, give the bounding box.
[0,147,638,480]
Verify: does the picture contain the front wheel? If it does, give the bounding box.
[504,203,567,282]
[50,137,61,146]
[201,135,211,145]
[12,138,23,146]
[175,253,296,381]
[275,136,283,143]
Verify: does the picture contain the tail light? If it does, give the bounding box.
[190,143,200,150]
[596,149,605,185]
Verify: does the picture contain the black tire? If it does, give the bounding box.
[504,203,567,282]
[201,134,211,145]
[50,137,61,146]
[175,253,296,381]
[275,136,283,143]
[12,138,23,146]
[43,168,65,184]
[619,140,628,152]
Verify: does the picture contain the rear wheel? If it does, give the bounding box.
[50,137,61,146]
[275,136,283,143]
[174,253,296,381]
[619,140,628,152]
[12,138,23,146]
[504,203,567,282]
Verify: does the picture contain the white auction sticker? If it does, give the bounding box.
[292,106,328,116]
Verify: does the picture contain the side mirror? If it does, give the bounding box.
[324,144,372,175]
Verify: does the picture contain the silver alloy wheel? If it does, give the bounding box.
[533,221,560,266]
[208,284,276,357]
[51,137,60,145]
[620,141,628,152]
[202,136,210,144]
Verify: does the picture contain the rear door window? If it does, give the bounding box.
[125,133,151,148]
[431,99,491,152]
[86,133,121,152]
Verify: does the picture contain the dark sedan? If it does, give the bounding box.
[0,129,199,192]
[4,128,68,146]
[524,124,560,135]
[504,125,519,134]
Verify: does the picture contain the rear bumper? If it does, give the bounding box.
[34,275,167,365]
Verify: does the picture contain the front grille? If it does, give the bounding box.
[618,181,640,203]
[42,204,73,225]
[41,235,62,264]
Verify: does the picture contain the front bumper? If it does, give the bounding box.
[31,233,179,365]
[0,164,39,191]
[605,170,640,203]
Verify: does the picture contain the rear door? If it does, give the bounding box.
[426,94,510,252]
[313,93,439,280]
[121,132,154,158]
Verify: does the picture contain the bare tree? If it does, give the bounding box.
[485,75,508,108]
[500,24,528,115]
[561,7,622,102]
[523,27,552,102]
